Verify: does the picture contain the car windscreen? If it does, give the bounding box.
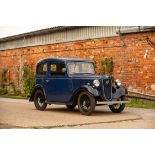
[67,62,95,74]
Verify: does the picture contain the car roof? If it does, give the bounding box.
[37,57,92,64]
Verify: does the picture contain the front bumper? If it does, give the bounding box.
[96,100,129,106]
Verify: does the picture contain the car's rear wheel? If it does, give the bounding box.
[34,89,47,111]
[77,91,96,116]
[109,96,125,113]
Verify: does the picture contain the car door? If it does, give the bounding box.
[46,62,73,103]
[36,62,48,97]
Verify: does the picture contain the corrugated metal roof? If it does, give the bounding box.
[0,26,76,42]
[0,26,144,51]
[0,26,124,50]
[1,26,154,43]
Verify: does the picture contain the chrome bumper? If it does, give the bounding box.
[97,101,129,105]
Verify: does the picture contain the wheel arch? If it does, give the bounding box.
[69,85,99,103]
[112,85,127,100]
[29,84,46,102]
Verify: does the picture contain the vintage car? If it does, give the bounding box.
[29,58,128,115]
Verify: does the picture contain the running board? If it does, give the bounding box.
[97,101,129,105]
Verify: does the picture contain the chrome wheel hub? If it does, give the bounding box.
[80,95,91,112]
[82,101,88,110]
[114,104,121,109]
[38,97,44,107]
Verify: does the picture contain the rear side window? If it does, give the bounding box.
[50,63,65,75]
[37,63,47,75]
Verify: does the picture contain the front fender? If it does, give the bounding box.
[29,84,45,102]
[82,85,100,97]
[71,85,100,102]
[112,85,127,100]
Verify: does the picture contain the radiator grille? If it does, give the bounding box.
[102,79,112,100]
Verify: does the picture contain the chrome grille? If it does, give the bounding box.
[102,78,112,100]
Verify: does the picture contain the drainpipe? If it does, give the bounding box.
[19,53,23,92]
[19,37,25,93]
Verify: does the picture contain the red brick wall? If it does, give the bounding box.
[0,32,155,95]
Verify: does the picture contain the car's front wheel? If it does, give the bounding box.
[109,96,125,113]
[77,91,96,116]
[34,89,47,111]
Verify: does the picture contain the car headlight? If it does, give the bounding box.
[115,79,121,86]
[93,80,100,87]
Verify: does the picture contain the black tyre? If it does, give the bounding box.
[34,89,47,111]
[109,96,126,113]
[66,104,76,110]
[77,91,96,116]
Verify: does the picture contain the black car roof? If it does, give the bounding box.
[37,58,92,64]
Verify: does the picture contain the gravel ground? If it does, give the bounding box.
[0,98,155,129]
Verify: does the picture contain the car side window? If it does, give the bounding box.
[37,63,47,75]
[50,63,65,75]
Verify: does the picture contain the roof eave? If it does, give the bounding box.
[0,26,78,42]
[117,26,155,34]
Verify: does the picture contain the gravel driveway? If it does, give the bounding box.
[0,98,155,129]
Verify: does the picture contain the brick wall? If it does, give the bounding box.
[0,32,155,95]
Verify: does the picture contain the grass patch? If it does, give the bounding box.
[0,87,8,95]
[0,94,27,99]
[127,99,155,109]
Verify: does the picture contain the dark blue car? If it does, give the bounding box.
[29,58,127,115]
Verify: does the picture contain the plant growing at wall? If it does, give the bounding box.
[0,68,8,88]
[22,65,35,96]
[0,87,8,95]
[99,57,114,79]
[9,81,17,95]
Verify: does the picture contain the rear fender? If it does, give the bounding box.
[29,84,46,102]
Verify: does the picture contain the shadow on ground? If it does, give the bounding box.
[32,106,129,116]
